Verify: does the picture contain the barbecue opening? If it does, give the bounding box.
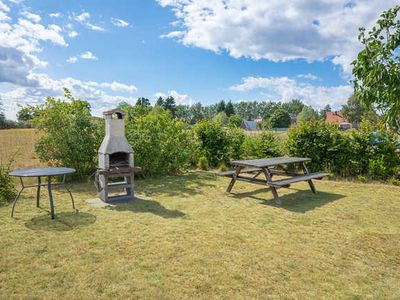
[109,152,130,168]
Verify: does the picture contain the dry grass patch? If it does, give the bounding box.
[0,171,399,299]
[0,128,43,169]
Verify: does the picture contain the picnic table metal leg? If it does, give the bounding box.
[262,167,281,205]
[302,162,316,194]
[47,176,55,219]
[227,166,241,193]
[36,176,41,207]
[11,178,25,217]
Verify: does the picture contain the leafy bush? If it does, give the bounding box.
[242,131,282,159]
[32,89,102,180]
[226,126,246,160]
[197,156,209,170]
[286,120,400,179]
[126,108,199,176]
[0,160,16,204]
[194,119,229,167]
[286,121,340,172]
[269,108,291,128]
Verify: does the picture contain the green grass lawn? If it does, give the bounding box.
[1,171,399,299]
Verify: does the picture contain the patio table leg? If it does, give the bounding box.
[65,185,76,210]
[11,187,25,217]
[36,176,41,207]
[227,166,241,192]
[47,176,55,219]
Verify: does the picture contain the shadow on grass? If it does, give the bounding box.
[107,196,185,219]
[137,171,217,198]
[232,188,345,213]
[25,212,96,231]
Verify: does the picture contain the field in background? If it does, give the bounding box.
[0,128,43,169]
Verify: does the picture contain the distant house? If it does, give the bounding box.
[244,120,257,130]
[326,111,347,125]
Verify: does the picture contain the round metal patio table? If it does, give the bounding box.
[9,167,76,219]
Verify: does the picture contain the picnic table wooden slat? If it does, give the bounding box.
[230,157,310,168]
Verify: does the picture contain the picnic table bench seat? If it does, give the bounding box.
[268,172,329,187]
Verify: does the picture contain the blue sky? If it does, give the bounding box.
[0,0,397,119]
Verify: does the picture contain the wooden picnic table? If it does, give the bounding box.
[216,157,329,205]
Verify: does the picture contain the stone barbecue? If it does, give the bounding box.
[95,108,140,202]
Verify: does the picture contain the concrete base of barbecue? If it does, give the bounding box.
[95,167,142,204]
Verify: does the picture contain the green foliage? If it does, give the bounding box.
[390,177,400,186]
[352,5,400,130]
[357,175,367,183]
[135,97,151,107]
[282,99,305,115]
[269,108,291,128]
[32,89,101,180]
[226,126,245,160]
[197,156,209,170]
[126,108,199,176]
[225,101,235,117]
[297,106,318,123]
[286,120,400,179]
[0,160,16,204]
[213,111,228,126]
[286,121,352,173]
[341,95,376,124]
[194,119,229,167]
[242,131,282,159]
[227,115,243,128]
[319,104,331,121]
[17,104,37,123]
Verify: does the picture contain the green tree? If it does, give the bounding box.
[189,102,205,124]
[282,99,305,115]
[135,97,151,107]
[32,88,101,180]
[164,96,176,117]
[319,104,332,121]
[269,108,291,128]
[352,5,400,130]
[155,96,164,107]
[17,104,37,123]
[225,100,235,117]
[216,100,226,113]
[297,106,318,123]
[341,95,375,124]
[0,100,5,128]
[227,114,243,128]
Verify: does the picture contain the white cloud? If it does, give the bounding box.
[21,11,41,23]
[1,74,138,119]
[111,18,129,27]
[100,81,137,93]
[154,90,194,105]
[0,1,9,12]
[297,73,319,81]
[160,30,185,39]
[230,76,353,109]
[80,51,97,60]
[66,56,77,64]
[0,7,67,88]
[49,12,61,18]
[68,30,78,38]
[75,12,90,23]
[158,0,398,74]
[75,12,105,31]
